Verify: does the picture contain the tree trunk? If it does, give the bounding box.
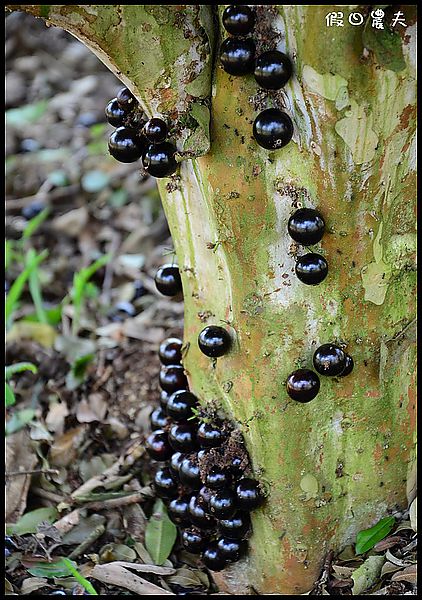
[7,5,416,595]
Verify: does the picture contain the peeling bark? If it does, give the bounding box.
[7,5,417,595]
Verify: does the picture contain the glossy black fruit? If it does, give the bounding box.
[219,511,251,539]
[205,467,231,490]
[198,485,213,508]
[22,201,45,220]
[220,37,256,75]
[160,390,171,410]
[313,344,347,377]
[159,337,183,365]
[222,5,254,35]
[168,494,192,525]
[189,495,216,529]
[254,50,293,90]
[197,422,226,448]
[159,365,188,393]
[181,528,208,554]
[253,108,294,150]
[169,451,185,479]
[105,98,126,127]
[209,489,237,519]
[144,118,168,144]
[235,478,264,510]
[179,457,202,489]
[166,390,198,422]
[143,142,178,178]
[154,467,179,499]
[288,208,325,246]
[169,423,198,453]
[133,280,148,300]
[198,326,232,358]
[228,456,244,479]
[108,127,142,163]
[155,264,182,297]
[217,537,247,562]
[145,430,173,461]
[202,542,227,571]
[116,86,136,111]
[150,407,171,430]
[286,368,320,402]
[295,253,328,285]
[339,354,354,377]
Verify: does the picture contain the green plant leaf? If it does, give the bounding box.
[7,507,58,535]
[22,304,62,326]
[5,362,38,379]
[5,382,16,407]
[145,499,177,565]
[355,516,396,554]
[22,208,50,240]
[6,100,49,128]
[5,249,48,326]
[5,408,36,435]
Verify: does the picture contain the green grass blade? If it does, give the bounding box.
[61,558,98,595]
[22,207,50,240]
[27,250,48,324]
[5,249,48,326]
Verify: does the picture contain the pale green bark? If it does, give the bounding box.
[7,5,417,594]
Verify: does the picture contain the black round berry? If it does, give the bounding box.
[222,5,254,35]
[144,118,168,144]
[209,489,237,519]
[205,467,231,490]
[169,451,186,479]
[166,390,198,422]
[197,422,226,448]
[155,265,182,297]
[159,337,183,365]
[198,485,213,508]
[181,528,208,554]
[217,537,247,562]
[159,365,188,394]
[253,108,294,150]
[228,456,244,479]
[219,511,251,539]
[105,98,126,127]
[286,368,320,402]
[189,495,216,529]
[145,430,173,461]
[198,326,232,358]
[295,253,328,285]
[339,354,354,377]
[150,407,171,430]
[143,142,178,178]
[154,467,179,499]
[168,494,192,525]
[160,390,171,410]
[179,457,202,489]
[202,542,227,571]
[313,344,347,377]
[116,87,136,111]
[169,423,198,453]
[108,127,142,163]
[235,478,264,511]
[220,38,256,75]
[254,50,293,90]
[133,280,148,300]
[288,208,325,246]
[22,201,45,220]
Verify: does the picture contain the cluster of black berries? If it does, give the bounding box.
[105,87,177,178]
[146,336,264,571]
[220,5,294,150]
[288,208,328,286]
[287,343,354,403]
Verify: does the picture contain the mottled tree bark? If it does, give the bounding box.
[7,5,416,595]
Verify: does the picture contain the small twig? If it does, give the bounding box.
[31,486,65,503]
[81,490,151,511]
[67,524,106,560]
[6,468,60,477]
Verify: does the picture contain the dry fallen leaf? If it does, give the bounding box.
[52,206,89,237]
[90,563,175,594]
[6,429,38,522]
[45,400,69,434]
[390,564,417,584]
[49,425,87,467]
